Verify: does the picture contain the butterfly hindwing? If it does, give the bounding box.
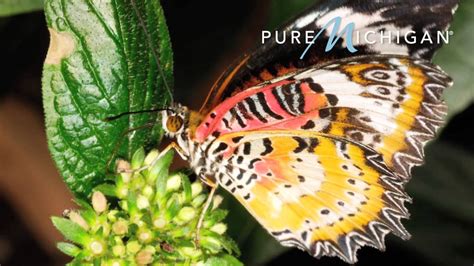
[200,0,458,114]
[196,56,452,179]
[208,130,410,263]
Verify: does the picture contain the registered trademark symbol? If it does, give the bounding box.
[449,31,454,36]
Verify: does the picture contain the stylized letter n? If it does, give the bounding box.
[300,16,357,59]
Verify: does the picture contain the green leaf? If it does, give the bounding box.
[165,194,181,220]
[204,209,229,227]
[152,150,174,198]
[131,147,146,169]
[126,192,139,217]
[204,254,243,266]
[410,142,474,222]
[201,230,240,256]
[93,183,116,197]
[42,0,173,199]
[180,173,193,203]
[434,0,474,121]
[239,225,287,265]
[57,242,82,257]
[79,209,97,226]
[51,217,91,245]
[221,236,241,257]
[0,0,43,17]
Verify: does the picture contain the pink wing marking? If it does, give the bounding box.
[194,79,328,142]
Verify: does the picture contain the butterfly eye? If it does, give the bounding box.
[166,115,184,133]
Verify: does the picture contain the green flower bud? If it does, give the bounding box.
[142,185,154,198]
[69,211,89,231]
[126,240,142,255]
[191,194,207,208]
[136,249,153,265]
[191,182,203,198]
[137,228,153,244]
[210,223,227,235]
[212,195,224,210]
[144,245,156,253]
[92,191,107,213]
[112,220,128,235]
[144,149,159,166]
[116,184,129,199]
[177,193,186,205]
[112,245,126,257]
[169,226,189,238]
[106,259,124,266]
[131,215,145,227]
[89,239,106,256]
[120,201,128,211]
[199,236,222,254]
[152,217,167,229]
[116,160,132,183]
[54,147,240,265]
[166,174,181,192]
[101,222,111,237]
[177,207,196,223]
[113,236,124,245]
[179,246,203,259]
[131,174,146,191]
[107,210,119,222]
[137,195,150,210]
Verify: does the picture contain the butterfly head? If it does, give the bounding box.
[161,104,189,137]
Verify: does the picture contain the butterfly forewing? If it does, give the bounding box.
[196,56,452,179]
[200,0,458,114]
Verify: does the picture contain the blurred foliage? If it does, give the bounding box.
[0,0,43,17]
[42,0,173,199]
[406,141,474,266]
[268,0,315,29]
[434,0,474,121]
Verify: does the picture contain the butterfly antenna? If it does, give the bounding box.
[130,0,174,103]
[104,108,170,122]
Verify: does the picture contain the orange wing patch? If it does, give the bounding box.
[294,56,452,179]
[214,131,410,263]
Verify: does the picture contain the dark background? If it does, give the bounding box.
[0,0,473,265]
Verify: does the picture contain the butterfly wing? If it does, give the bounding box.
[200,0,458,114]
[208,130,410,263]
[195,56,452,179]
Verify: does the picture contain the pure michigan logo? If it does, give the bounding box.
[261,16,453,59]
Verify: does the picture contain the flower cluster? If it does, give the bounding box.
[52,148,240,265]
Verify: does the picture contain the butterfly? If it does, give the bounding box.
[155,0,458,263]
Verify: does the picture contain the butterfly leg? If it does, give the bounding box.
[195,180,219,241]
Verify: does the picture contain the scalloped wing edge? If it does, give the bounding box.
[271,148,411,264]
[391,59,453,179]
